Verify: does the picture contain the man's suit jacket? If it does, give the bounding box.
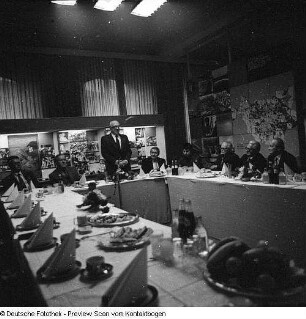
[268,151,299,173]
[240,153,267,173]
[212,152,240,171]
[1,170,39,192]
[101,133,132,176]
[141,157,166,174]
[49,166,80,185]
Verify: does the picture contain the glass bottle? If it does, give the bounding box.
[267,161,274,184]
[278,168,286,185]
[171,209,179,238]
[194,215,208,253]
[58,174,65,193]
[172,160,178,176]
[184,199,196,239]
[262,168,269,184]
[273,166,279,184]
[173,237,183,268]
[178,198,186,243]
[166,161,172,175]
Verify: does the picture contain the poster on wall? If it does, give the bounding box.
[145,127,157,146]
[40,145,55,169]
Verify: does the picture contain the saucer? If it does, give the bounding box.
[79,263,113,283]
[37,260,81,283]
[23,237,58,252]
[126,285,159,306]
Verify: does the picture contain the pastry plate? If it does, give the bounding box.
[196,173,217,179]
[79,263,113,283]
[23,237,58,252]
[149,171,166,178]
[37,260,81,283]
[88,212,139,228]
[203,268,305,300]
[97,228,153,252]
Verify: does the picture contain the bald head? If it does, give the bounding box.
[269,138,285,156]
[246,140,261,157]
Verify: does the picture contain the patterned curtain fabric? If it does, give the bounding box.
[122,60,158,115]
[0,55,44,119]
[78,58,120,116]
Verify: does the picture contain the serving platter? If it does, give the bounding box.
[203,268,305,300]
[97,227,153,252]
[196,174,217,179]
[87,212,139,228]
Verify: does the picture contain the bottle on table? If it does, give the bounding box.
[262,168,269,184]
[172,237,183,267]
[171,209,179,238]
[184,199,196,239]
[58,174,65,193]
[267,161,274,184]
[178,198,187,243]
[273,166,279,184]
[278,168,286,185]
[194,215,209,255]
[172,160,178,176]
[166,161,172,175]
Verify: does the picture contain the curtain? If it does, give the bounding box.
[0,54,44,119]
[78,58,120,116]
[122,60,158,115]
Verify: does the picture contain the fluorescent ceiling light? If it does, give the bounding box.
[51,0,77,5]
[131,0,167,17]
[94,0,124,11]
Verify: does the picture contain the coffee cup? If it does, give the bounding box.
[86,256,105,277]
[75,214,88,227]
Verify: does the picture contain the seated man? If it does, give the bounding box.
[211,141,240,172]
[49,154,80,186]
[240,141,267,174]
[1,156,39,192]
[178,143,202,169]
[141,147,166,174]
[267,138,299,174]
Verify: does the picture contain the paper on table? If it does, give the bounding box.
[26,213,54,249]
[102,246,147,306]
[79,174,87,186]
[7,189,24,209]
[18,200,41,229]
[40,229,76,278]
[1,183,15,198]
[193,162,200,173]
[4,186,19,203]
[12,194,31,218]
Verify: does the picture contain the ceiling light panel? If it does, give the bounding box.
[51,0,77,5]
[131,0,167,17]
[94,0,124,11]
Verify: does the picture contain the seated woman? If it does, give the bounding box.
[49,154,80,186]
[178,143,202,169]
[141,147,166,174]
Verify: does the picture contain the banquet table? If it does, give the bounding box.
[167,173,306,268]
[3,183,306,306]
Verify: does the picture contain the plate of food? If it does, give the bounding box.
[87,211,139,227]
[97,226,153,251]
[196,173,217,178]
[149,171,166,178]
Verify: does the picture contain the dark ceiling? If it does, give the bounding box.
[0,0,305,69]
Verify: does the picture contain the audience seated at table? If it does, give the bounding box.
[1,156,39,192]
[178,143,204,169]
[49,154,80,186]
[210,141,240,173]
[239,140,267,175]
[267,138,299,174]
[141,147,166,174]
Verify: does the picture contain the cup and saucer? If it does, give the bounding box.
[80,256,113,283]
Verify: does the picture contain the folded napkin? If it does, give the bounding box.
[25,213,54,249]
[18,201,41,229]
[4,186,19,203]
[1,183,15,198]
[7,189,24,209]
[193,162,200,173]
[221,163,228,176]
[79,174,87,186]
[12,194,31,218]
[40,229,76,278]
[30,181,36,191]
[159,164,166,173]
[139,167,146,176]
[102,246,147,306]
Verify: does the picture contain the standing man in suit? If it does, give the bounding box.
[101,120,132,177]
[1,156,39,192]
[141,147,166,174]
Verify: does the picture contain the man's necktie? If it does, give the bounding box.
[115,135,120,150]
[16,173,27,190]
